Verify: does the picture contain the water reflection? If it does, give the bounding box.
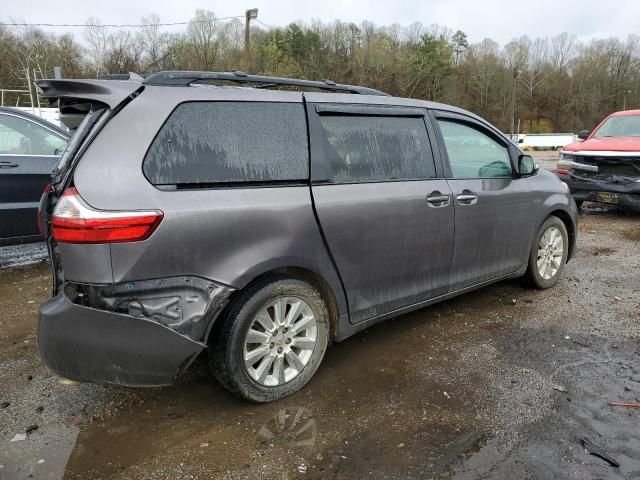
[62,381,324,479]
[258,407,317,449]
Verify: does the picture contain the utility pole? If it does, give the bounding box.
[510,70,519,140]
[244,8,259,73]
[623,90,632,110]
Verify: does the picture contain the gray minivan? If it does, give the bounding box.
[37,72,578,402]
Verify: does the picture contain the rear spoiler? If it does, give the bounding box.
[35,79,143,130]
[36,79,142,109]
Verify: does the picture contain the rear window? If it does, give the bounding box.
[143,102,308,185]
[316,115,436,183]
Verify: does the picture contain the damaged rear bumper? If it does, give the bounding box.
[38,293,206,386]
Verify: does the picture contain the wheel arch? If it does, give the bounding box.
[548,209,576,261]
[205,265,345,345]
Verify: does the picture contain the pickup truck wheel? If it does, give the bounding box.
[525,216,568,289]
[209,277,329,402]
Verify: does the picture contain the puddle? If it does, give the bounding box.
[60,310,487,479]
[1,426,78,479]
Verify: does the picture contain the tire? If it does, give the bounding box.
[209,277,330,402]
[525,216,569,289]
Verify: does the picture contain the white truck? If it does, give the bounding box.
[14,107,63,129]
[515,133,577,150]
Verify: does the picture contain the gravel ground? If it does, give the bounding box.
[0,206,639,480]
[2,149,640,479]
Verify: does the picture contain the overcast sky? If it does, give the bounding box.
[6,0,639,45]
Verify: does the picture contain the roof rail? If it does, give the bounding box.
[142,71,387,96]
[97,72,144,82]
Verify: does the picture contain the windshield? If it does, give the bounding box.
[593,115,640,138]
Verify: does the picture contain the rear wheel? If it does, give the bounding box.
[209,277,329,402]
[525,216,568,289]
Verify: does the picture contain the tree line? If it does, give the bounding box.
[1,10,639,133]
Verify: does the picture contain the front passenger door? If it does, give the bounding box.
[433,112,533,292]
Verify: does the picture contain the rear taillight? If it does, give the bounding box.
[51,188,163,243]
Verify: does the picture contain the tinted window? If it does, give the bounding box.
[144,102,308,185]
[438,120,512,178]
[317,115,436,183]
[0,114,67,156]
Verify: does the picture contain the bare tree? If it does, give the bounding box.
[185,9,223,70]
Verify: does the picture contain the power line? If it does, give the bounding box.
[255,19,276,30]
[0,16,245,29]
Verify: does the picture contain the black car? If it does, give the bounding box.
[0,107,69,245]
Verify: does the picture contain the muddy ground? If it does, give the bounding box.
[1,165,640,478]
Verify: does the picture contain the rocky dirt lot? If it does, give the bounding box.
[1,202,639,480]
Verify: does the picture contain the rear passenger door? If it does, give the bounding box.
[431,111,533,291]
[308,104,454,324]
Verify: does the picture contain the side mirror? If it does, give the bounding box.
[578,130,590,140]
[518,154,537,176]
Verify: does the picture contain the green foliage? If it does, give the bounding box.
[451,30,469,65]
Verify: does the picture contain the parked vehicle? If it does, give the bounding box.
[37,72,578,402]
[516,133,577,151]
[0,107,69,245]
[558,110,640,211]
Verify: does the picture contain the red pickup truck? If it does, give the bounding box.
[557,109,640,211]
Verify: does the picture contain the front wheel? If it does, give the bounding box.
[525,216,568,289]
[209,277,329,402]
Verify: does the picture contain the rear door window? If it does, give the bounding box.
[315,114,436,183]
[143,102,308,186]
[0,114,67,156]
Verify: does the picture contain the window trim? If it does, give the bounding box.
[315,104,425,118]
[0,153,59,158]
[308,104,440,185]
[0,112,67,139]
[141,100,309,190]
[429,110,517,180]
[0,112,68,157]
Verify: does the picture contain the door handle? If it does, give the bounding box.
[0,161,19,168]
[456,193,478,205]
[426,192,450,207]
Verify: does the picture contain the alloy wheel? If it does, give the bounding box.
[243,297,318,387]
[536,226,564,280]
